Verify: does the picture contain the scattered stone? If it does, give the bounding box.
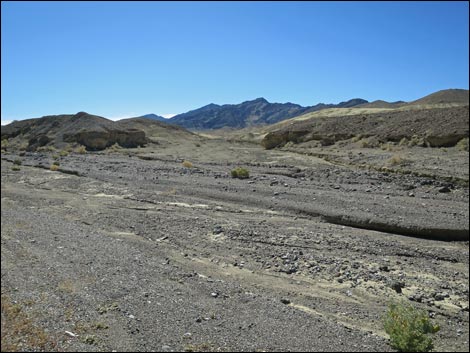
[213,225,223,234]
[211,292,219,298]
[433,292,450,301]
[280,298,291,305]
[438,186,451,193]
[65,330,78,338]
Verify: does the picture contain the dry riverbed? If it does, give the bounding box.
[1,141,469,352]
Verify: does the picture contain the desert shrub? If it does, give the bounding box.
[388,154,405,166]
[11,166,21,171]
[75,145,87,154]
[383,302,439,352]
[1,139,9,149]
[231,167,250,179]
[182,160,193,168]
[59,150,69,157]
[359,138,370,148]
[408,135,425,147]
[456,137,469,152]
[37,145,56,153]
[399,137,409,147]
[351,135,362,143]
[50,164,60,171]
[13,158,22,165]
[380,142,394,151]
[18,142,28,151]
[52,160,60,166]
[108,143,122,151]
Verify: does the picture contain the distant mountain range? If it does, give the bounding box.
[159,97,368,130]
[142,89,467,130]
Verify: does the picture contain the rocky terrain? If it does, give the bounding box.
[261,106,469,149]
[1,130,469,351]
[1,90,469,351]
[0,112,151,151]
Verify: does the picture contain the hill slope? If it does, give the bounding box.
[407,89,469,106]
[261,106,469,149]
[1,112,148,151]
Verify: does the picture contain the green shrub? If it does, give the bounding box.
[11,166,21,171]
[231,167,250,179]
[13,158,22,165]
[383,302,439,352]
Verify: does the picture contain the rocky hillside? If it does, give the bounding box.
[169,97,368,130]
[1,112,148,151]
[262,106,469,149]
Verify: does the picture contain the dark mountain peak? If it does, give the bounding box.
[238,97,269,106]
[139,113,167,122]
[74,111,90,118]
[195,103,221,112]
[337,98,369,108]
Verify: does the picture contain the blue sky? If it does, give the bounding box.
[1,1,469,124]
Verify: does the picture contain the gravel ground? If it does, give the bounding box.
[1,141,469,352]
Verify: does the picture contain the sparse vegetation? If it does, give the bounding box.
[11,166,21,171]
[407,135,426,147]
[75,145,87,154]
[13,158,22,166]
[383,301,439,352]
[59,150,69,157]
[50,164,60,171]
[231,167,250,179]
[108,143,122,152]
[53,160,60,166]
[388,154,405,166]
[37,145,57,153]
[351,135,362,143]
[182,160,193,168]
[1,295,58,352]
[380,142,394,151]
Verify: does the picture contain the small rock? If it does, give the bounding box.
[211,292,219,298]
[280,298,291,305]
[390,281,405,294]
[438,186,451,193]
[433,292,449,301]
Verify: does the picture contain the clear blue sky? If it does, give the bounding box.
[1,1,469,123]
